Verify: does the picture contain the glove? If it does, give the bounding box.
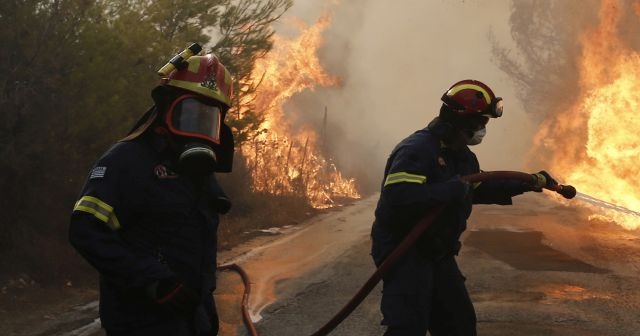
[530,170,558,192]
[147,278,200,316]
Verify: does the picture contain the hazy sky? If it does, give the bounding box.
[275,0,536,186]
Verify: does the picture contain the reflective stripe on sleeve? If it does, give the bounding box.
[73,196,121,230]
[383,172,427,187]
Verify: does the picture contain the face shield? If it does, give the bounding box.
[165,94,222,144]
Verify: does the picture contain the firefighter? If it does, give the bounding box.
[371,79,557,336]
[69,44,234,336]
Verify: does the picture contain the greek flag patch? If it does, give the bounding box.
[89,166,107,180]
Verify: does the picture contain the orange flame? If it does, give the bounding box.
[533,0,640,229]
[241,14,360,208]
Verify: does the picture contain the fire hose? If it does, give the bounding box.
[218,171,577,336]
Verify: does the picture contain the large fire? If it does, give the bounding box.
[533,0,640,229]
[240,14,360,208]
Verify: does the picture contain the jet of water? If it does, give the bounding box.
[575,192,640,218]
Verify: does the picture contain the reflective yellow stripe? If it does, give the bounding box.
[447,84,491,104]
[384,172,427,187]
[73,196,121,230]
[473,182,482,189]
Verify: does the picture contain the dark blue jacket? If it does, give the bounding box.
[372,125,529,263]
[69,136,227,333]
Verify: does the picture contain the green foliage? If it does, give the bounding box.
[0,0,291,284]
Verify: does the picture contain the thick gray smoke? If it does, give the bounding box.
[277,0,536,192]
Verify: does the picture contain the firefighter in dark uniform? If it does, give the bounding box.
[69,44,235,336]
[371,80,557,336]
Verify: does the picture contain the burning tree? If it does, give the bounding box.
[230,14,361,208]
[494,0,640,229]
[211,0,293,145]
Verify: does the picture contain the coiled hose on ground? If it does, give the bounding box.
[218,171,577,336]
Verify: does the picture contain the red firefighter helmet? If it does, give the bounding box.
[441,79,503,118]
[159,52,233,108]
[123,43,235,172]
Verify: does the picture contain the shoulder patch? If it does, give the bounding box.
[89,166,107,180]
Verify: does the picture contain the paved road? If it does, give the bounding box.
[219,193,640,336]
[35,192,640,336]
[215,196,382,335]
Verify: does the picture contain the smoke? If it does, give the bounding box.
[275,0,537,192]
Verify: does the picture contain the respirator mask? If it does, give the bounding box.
[466,127,486,145]
[458,115,489,146]
[165,94,223,176]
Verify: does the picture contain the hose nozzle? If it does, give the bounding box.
[549,184,577,199]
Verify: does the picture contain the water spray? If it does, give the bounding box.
[575,192,640,218]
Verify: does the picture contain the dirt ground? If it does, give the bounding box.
[7,192,640,335]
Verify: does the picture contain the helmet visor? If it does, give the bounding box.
[167,95,222,144]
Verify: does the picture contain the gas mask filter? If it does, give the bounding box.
[178,143,217,176]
